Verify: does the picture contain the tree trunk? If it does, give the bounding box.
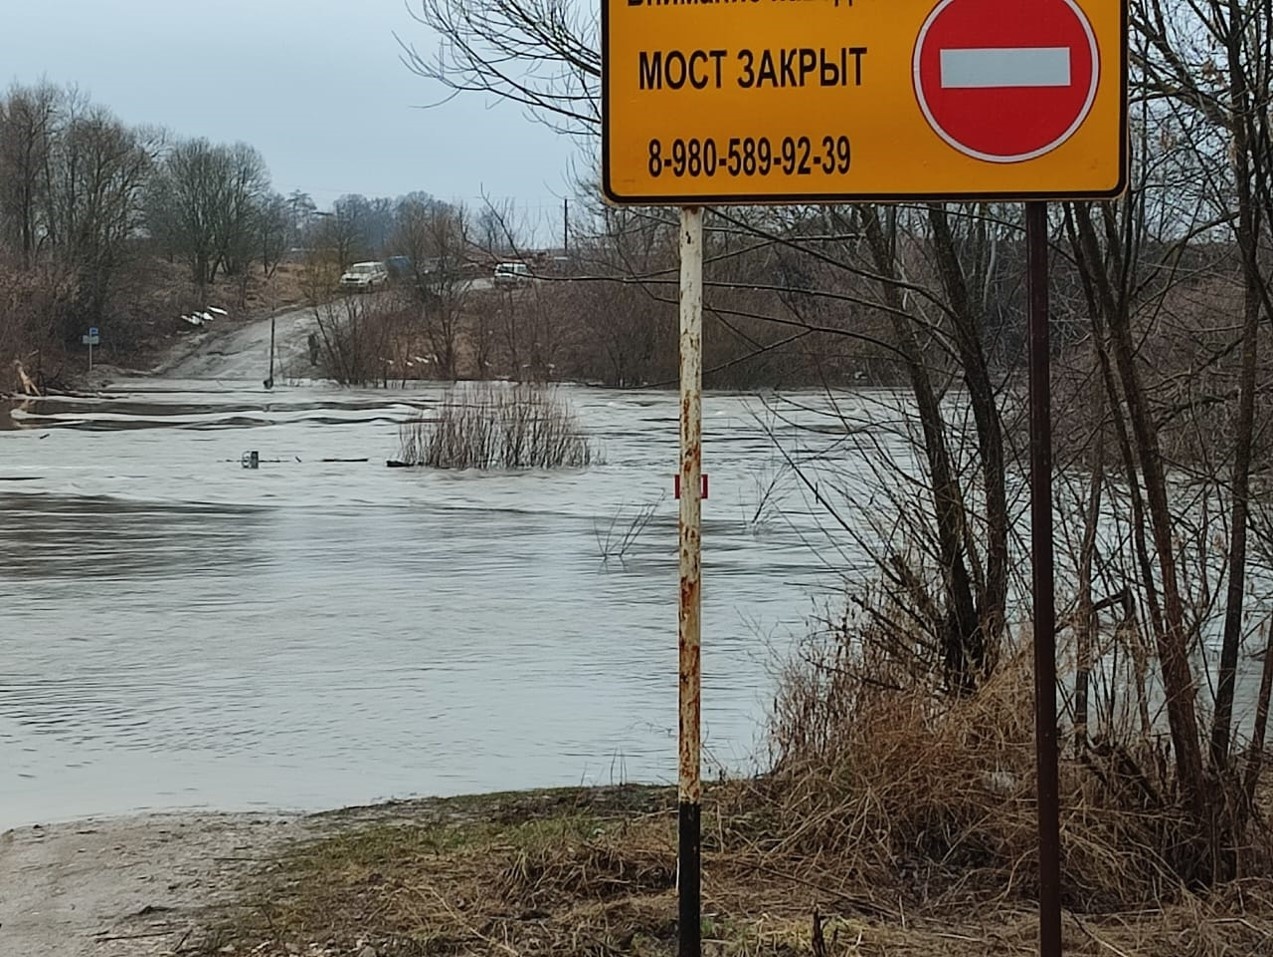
[927,205,1009,654]
[1072,203,1207,824]
[862,207,983,691]
[1210,0,1262,775]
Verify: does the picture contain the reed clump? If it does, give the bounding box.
[399,383,593,470]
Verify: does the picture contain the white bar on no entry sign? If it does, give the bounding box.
[940,47,1072,89]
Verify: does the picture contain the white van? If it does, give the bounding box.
[493,262,532,285]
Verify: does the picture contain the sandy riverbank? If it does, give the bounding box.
[0,810,309,957]
[0,792,570,957]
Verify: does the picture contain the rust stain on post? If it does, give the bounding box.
[678,207,704,807]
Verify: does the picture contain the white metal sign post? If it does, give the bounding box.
[82,327,100,372]
[676,206,704,957]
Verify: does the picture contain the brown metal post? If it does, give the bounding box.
[677,206,703,957]
[1027,200,1062,957]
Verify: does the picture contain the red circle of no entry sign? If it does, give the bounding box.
[913,0,1100,163]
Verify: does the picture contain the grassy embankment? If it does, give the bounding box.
[195,784,1272,956]
[197,648,1273,956]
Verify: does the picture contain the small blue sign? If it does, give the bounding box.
[88,327,99,337]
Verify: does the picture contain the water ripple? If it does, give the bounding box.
[0,382,902,826]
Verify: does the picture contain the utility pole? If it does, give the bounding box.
[267,314,276,389]
[265,282,276,390]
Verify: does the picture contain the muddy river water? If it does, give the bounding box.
[0,373,900,827]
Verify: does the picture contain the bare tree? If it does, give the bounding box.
[1134,0,1273,785]
[0,81,62,262]
[400,0,600,135]
[258,192,290,278]
[215,143,270,280]
[52,105,161,326]
[0,83,161,339]
[286,189,316,248]
[474,197,521,258]
[315,195,371,270]
[392,198,472,379]
[146,138,269,287]
[551,206,676,387]
[312,292,404,387]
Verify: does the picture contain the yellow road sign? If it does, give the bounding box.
[602,0,1127,204]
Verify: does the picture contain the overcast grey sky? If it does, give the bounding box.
[3,0,578,227]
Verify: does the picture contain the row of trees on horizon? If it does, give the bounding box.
[0,80,535,377]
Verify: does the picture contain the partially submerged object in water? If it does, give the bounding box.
[12,359,41,397]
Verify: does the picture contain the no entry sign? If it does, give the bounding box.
[602,0,1127,204]
[915,0,1099,163]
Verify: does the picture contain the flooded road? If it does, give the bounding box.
[0,367,886,827]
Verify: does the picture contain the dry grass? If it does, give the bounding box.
[196,785,1273,957]
[761,645,1215,912]
[203,787,678,957]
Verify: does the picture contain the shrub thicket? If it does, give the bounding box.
[757,592,1273,912]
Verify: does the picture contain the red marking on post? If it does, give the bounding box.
[913,0,1100,163]
[674,474,709,500]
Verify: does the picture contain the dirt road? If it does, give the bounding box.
[155,304,319,381]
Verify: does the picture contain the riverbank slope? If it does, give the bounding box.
[6,786,1265,957]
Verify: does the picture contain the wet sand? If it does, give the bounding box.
[0,810,308,957]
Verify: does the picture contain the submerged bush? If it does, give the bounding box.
[399,383,593,470]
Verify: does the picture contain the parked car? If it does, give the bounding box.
[339,261,389,291]
[383,255,412,279]
[493,261,532,285]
